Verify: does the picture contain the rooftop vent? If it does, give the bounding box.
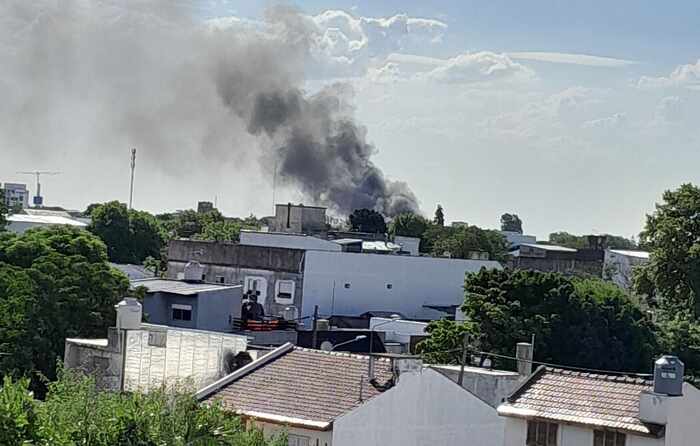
[183,260,205,283]
[654,355,684,396]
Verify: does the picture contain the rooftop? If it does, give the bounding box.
[609,249,650,259]
[197,343,394,430]
[8,214,87,226]
[520,243,577,252]
[498,367,663,437]
[131,278,241,296]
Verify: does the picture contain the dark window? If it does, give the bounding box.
[594,431,625,446]
[344,283,351,289]
[526,421,558,446]
[386,283,393,289]
[172,308,192,321]
[201,273,206,281]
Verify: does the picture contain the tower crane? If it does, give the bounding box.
[16,170,62,207]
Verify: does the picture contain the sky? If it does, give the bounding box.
[2,1,700,239]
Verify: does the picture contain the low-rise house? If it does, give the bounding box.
[498,358,700,446]
[135,263,243,333]
[64,298,248,392]
[197,343,524,446]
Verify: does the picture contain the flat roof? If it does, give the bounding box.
[609,249,650,259]
[65,338,109,347]
[131,278,241,296]
[520,243,577,252]
[431,364,520,377]
[8,214,87,226]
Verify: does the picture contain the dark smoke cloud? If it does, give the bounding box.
[0,1,419,217]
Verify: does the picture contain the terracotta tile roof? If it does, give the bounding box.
[200,345,394,429]
[498,367,664,437]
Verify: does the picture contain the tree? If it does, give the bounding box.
[195,220,243,242]
[426,224,509,262]
[0,369,286,446]
[0,226,129,393]
[548,231,637,250]
[635,184,700,316]
[433,205,445,226]
[0,189,7,230]
[500,213,523,233]
[389,213,429,238]
[419,269,657,372]
[349,208,387,234]
[88,201,164,264]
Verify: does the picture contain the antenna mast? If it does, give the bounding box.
[129,148,136,210]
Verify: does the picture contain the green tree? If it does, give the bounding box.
[635,184,700,316]
[389,213,429,238]
[419,269,657,372]
[0,227,129,393]
[0,189,7,230]
[500,213,523,233]
[427,224,509,262]
[88,201,164,264]
[195,220,243,242]
[0,370,286,446]
[548,232,637,250]
[433,204,445,226]
[349,208,387,234]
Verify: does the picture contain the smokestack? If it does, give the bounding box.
[516,342,533,377]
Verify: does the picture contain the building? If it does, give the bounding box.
[197,342,525,446]
[1,182,30,210]
[6,213,88,234]
[508,243,604,276]
[167,239,501,324]
[270,203,327,234]
[135,267,243,333]
[604,249,650,289]
[197,201,214,213]
[110,263,153,280]
[64,298,248,392]
[500,230,537,249]
[240,230,342,252]
[498,359,700,446]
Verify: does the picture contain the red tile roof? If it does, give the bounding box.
[199,345,394,429]
[498,367,664,437]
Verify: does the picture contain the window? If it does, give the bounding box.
[594,431,626,446]
[216,275,225,284]
[275,279,295,304]
[526,421,558,446]
[148,331,167,347]
[244,276,267,305]
[171,304,192,321]
[288,435,310,446]
[344,283,351,289]
[386,283,393,289]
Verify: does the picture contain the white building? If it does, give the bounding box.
[604,249,650,289]
[498,363,700,446]
[6,213,88,234]
[2,182,30,209]
[300,250,502,320]
[500,230,537,249]
[197,342,522,446]
[64,298,248,392]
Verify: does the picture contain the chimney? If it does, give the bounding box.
[183,260,205,282]
[516,342,533,377]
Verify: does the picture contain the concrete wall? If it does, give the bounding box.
[253,420,332,446]
[143,292,199,329]
[333,367,505,446]
[240,231,341,252]
[665,383,700,446]
[301,251,502,321]
[271,204,327,234]
[604,250,649,289]
[431,364,522,408]
[196,287,242,332]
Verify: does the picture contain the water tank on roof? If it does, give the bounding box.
[115,298,142,330]
[183,260,205,282]
[654,355,684,396]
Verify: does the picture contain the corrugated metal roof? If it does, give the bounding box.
[520,243,577,252]
[131,278,241,296]
[609,249,650,259]
[8,214,87,226]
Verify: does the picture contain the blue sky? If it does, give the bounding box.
[3,1,700,239]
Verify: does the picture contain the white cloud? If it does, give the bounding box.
[637,59,700,89]
[654,96,685,123]
[508,51,637,67]
[425,52,535,84]
[582,112,627,130]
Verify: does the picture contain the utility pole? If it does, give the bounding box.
[128,148,136,210]
[311,305,319,349]
[457,332,469,386]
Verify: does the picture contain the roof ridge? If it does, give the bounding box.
[545,367,653,384]
[292,346,392,362]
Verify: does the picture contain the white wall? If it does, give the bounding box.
[665,383,700,446]
[123,326,247,392]
[503,418,663,446]
[301,251,502,320]
[254,421,332,446]
[240,231,341,252]
[333,368,505,446]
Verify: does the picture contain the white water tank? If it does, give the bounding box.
[183,260,205,282]
[115,298,142,330]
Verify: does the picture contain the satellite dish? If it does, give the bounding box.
[320,341,334,351]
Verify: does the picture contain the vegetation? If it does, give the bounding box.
[0,189,6,230]
[157,209,259,242]
[389,212,429,238]
[349,208,387,234]
[418,269,658,373]
[427,224,509,262]
[500,213,523,233]
[87,201,164,264]
[0,369,285,446]
[433,204,444,226]
[548,231,637,250]
[0,227,128,394]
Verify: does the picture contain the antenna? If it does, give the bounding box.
[16,170,61,207]
[129,148,136,210]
